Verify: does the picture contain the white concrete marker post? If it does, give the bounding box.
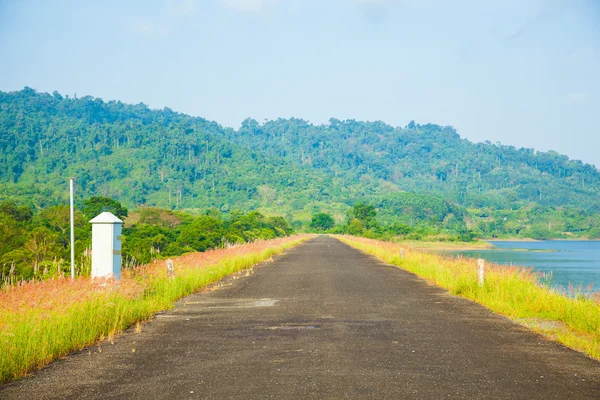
[166,259,175,280]
[477,258,485,287]
[90,212,123,280]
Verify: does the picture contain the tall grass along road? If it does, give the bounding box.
[1,235,599,399]
[0,235,311,384]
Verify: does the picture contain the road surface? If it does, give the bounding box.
[2,236,599,399]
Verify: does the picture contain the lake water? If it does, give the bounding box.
[442,241,600,293]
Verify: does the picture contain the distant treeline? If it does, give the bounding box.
[0,196,472,284]
[3,193,600,283]
[0,197,292,283]
[310,194,600,241]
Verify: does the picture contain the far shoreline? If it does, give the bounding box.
[399,237,600,252]
[396,240,494,251]
[484,238,600,242]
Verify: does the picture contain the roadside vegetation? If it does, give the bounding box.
[4,195,597,285]
[1,197,293,284]
[337,235,600,360]
[311,202,476,242]
[0,235,311,384]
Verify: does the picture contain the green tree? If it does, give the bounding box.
[268,216,293,236]
[347,218,365,235]
[347,203,378,230]
[178,216,224,252]
[82,197,128,220]
[310,212,335,231]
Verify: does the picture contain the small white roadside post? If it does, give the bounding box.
[166,259,175,280]
[90,212,123,280]
[477,258,485,287]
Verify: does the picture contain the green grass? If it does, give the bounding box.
[336,235,600,360]
[0,236,310,384]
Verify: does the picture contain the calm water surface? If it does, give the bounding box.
[442,241,600,293]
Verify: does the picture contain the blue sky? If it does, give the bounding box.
[1,0,599,166]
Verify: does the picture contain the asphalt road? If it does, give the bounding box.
[2,236,599,399]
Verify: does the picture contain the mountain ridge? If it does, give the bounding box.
[1,87,599,238]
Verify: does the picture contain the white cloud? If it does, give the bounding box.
[165,0,198,17]
[129,1,197,37]
[358,0,390,4]
[567,92,590,105]
[565,47,594,64]
[504,8,546,40]
[357,0,420,5]
[131,19,155,35]
[129,18,173,37]
[220,0,279,13]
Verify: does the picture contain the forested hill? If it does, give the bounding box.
[0,88,381,216]
[1,88,600,237]
[225,118,600,210]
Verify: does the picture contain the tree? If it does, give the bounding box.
[346,203,378,230]
[310,212,334,231]
[24,227,58,276]
[177,216,224,252]
[82,197,128,220]
[268,216,293,235]
[347,218,365,236]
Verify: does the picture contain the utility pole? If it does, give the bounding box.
[70,177,75,279]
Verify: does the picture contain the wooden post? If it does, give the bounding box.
[166,259,175,280]
[477,259,485,286]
